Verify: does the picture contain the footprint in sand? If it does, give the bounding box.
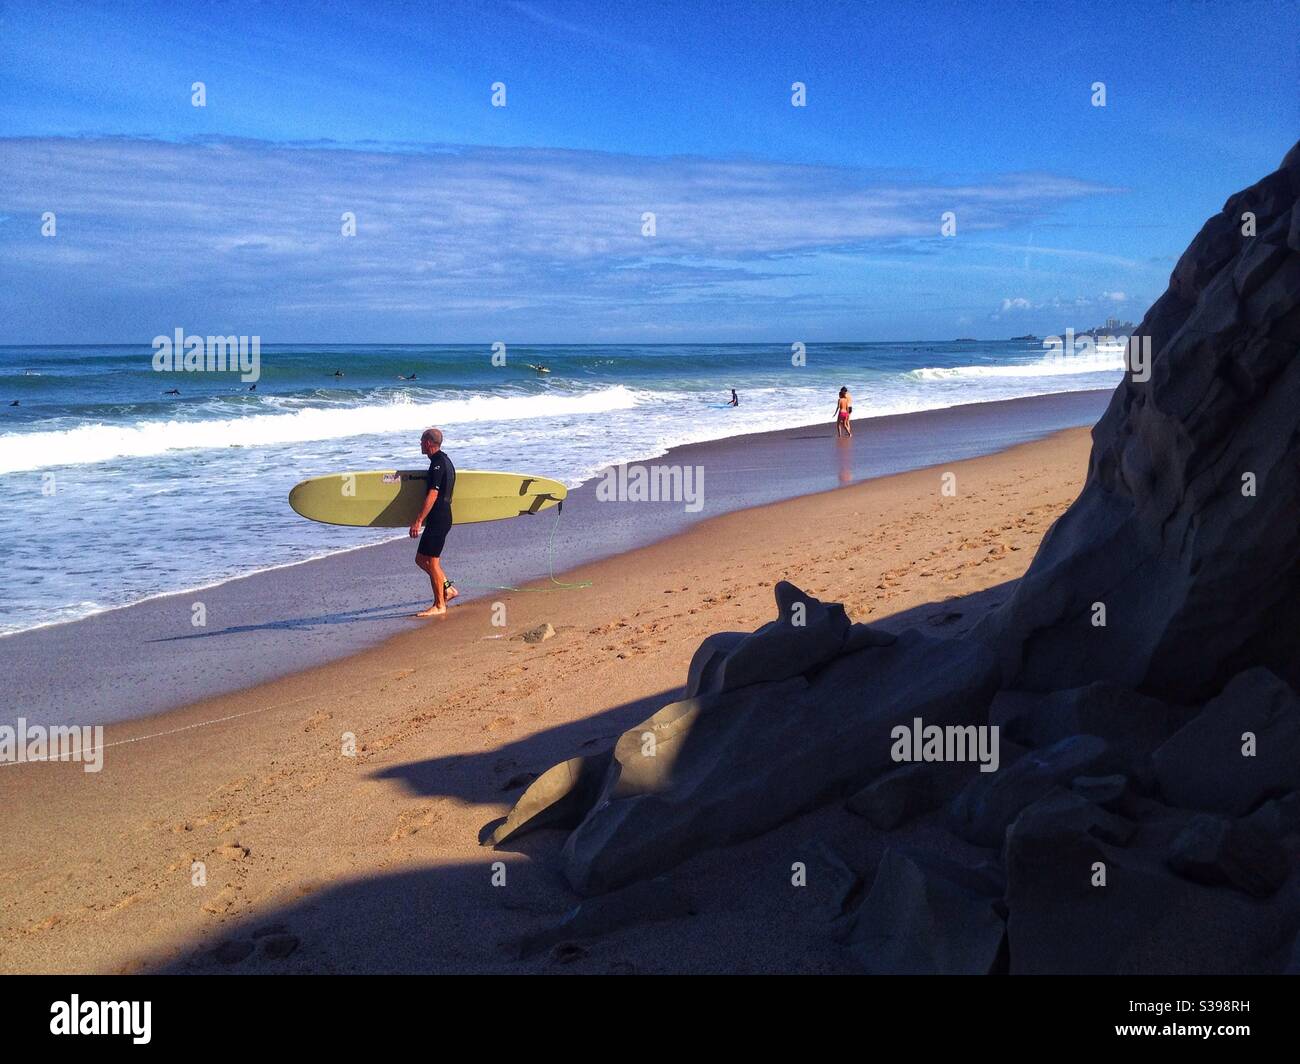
[388,804,443,842]
[201,886,239,915]
[302,710,333,732]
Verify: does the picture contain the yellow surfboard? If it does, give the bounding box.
[288,469,568,527]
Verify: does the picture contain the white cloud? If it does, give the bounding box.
[0,136,1120,337]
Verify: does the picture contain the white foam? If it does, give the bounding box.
[0,386,643,474]
[909,354,1126,381]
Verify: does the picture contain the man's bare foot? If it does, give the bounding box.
[415,604,447,618]
[446,584,460,603]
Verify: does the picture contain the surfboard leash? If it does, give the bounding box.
[452,500,592,594]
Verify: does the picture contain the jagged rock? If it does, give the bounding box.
[841,622,900,654]
[1004,790,1284,973]
[490,753,610,846]
[515,877,693,959]
[1286,932,1300,975]
[552,607,998,893]
[683,581,893,698]
[1152,667,1300,816]
[949,735,1110,847]
[846,761,973,830]
[845,848,1005,974]
[1166,813,1290,898]
[1070,774,1132,813]
[991,683,1189,762]
[811,841,863,928]
[973,142,1300,702]
[1244,792,1300,840]
[683,631,746,698]
[1012,788,1136,846]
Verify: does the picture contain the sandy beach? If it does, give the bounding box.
[0,406,1099,974]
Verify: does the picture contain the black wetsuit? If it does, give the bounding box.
[417,451,456,557]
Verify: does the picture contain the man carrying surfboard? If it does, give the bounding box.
[410,427,459,617]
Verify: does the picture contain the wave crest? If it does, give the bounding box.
[0,386,642,474]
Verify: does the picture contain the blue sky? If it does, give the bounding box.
[0,0,1295,343]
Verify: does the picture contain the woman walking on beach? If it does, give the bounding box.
[835,387,853,437]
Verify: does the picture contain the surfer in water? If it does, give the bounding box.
[410,427,459,617]
[727,389,739,407]
[835,387,852,437]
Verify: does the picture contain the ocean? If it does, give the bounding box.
[0,341,1124,635]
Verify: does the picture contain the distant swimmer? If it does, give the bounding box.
[410,427,459,618]
[727,389,739,407]
[164,388,181,396]
[835,386,853,437]
[397,373,418,381]
[332,369,344,378]
[249,384,257,391]
[8,400,17,406]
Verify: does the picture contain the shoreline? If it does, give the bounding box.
[0,416,1100,974]
[0,388,1110,728]
[0,386,1110,642]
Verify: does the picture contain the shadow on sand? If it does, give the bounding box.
[142,581,1016,974]
[145,601,429,642]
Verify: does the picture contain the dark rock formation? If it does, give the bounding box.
[1152,667,1300,815]
[1166,813,1289,898]
[490,753,611,846]
[949,735,1114,847]
[990,683,1190,765]
[1001,790,1288,974]
[684,580,895,699]
[973,141,1300,702]
[493,585,998,894]
[560,607,999,894]
[845,848,1006,974]
[846,760,973,830]
[493,143,1300,973]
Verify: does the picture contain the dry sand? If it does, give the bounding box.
[0,425,1093,974]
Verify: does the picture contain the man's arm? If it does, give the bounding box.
[409,487,438,538]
